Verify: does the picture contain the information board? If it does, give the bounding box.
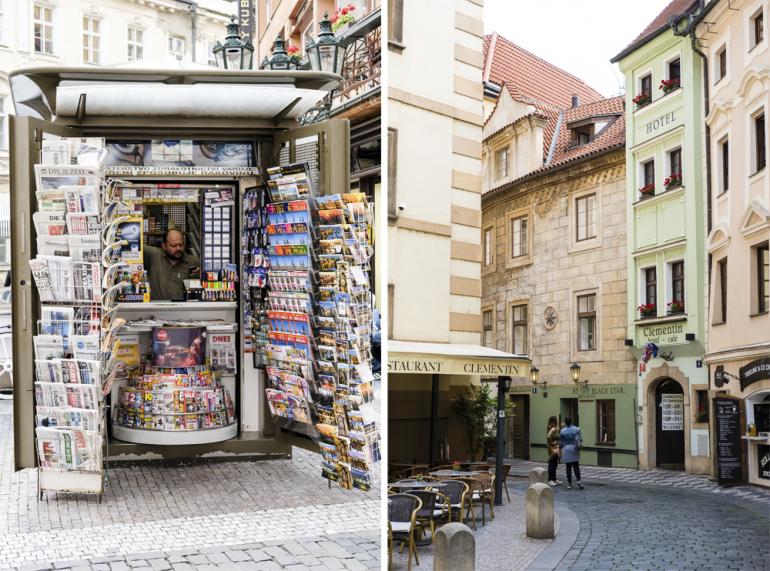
[714,397,743,485]
[660,394,684,431]
[758,444,770,481]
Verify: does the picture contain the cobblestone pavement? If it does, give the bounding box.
[506,458,770,505]
[0,400,381,570]
[390,482,551,570]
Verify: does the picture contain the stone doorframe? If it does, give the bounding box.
[640,363,691,472]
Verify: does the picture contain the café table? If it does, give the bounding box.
[388,480,448,490]
[428,470,481,478]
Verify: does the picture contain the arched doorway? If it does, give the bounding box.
[655,378,685,470]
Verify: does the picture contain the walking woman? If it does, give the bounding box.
[546,416,561,486]
[559,417,584,489]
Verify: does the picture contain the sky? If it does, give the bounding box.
[484,0,675,97]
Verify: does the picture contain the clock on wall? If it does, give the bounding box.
[544,306,558,330]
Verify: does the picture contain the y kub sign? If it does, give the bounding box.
[239,0,254,41]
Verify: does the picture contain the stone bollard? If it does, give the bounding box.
[433,522,475,571]
[526,482,555,539]
[529,466,548,486]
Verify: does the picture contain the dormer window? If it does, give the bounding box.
[573,124,594,146]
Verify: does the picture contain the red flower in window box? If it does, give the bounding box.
[286,44,301,62]
[667,299,685,314]
[332,5,357,31]
[639,183,655,198]
[638,303,656,318]
[633,92,652,108]
[664,172,682,190]
[659,78,681,94]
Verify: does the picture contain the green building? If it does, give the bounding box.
[612,0,711,475]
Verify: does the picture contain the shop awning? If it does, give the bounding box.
[388,340,530,377]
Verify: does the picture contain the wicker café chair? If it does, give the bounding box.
[475,471,496,522]
[440,479,468,524]
[457,477,486,529]
[388,493,422,571]
[410,489,449,544]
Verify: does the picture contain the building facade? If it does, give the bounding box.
[388,0,508,464]
[0,0,234,282]
[695,0,770,487]
[481,57,637,468]
[612,0,711,475]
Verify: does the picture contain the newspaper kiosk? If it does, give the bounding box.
[10,67,378,497]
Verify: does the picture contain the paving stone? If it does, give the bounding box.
[225,550,250,563]
[127,561,148,568]
[54,561,90,569]
[296,554,322,566]
[109,563,130,571]
[317,556,345,569]
[244,549,271,562]
[147,559,171,571]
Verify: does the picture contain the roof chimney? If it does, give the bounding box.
[571,95,579,108]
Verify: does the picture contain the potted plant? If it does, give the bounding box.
[639,183,655,199]
[452,384,496,461]
[638,303,656,318]
[633,91,652,108]
[451,461,462,473]
[667,299,685,314]
[286,44,301,64]
[659,78,681,95]
[331,4,356,32]
[664,172,682,190]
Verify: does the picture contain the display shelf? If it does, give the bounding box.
[112,423,237,445]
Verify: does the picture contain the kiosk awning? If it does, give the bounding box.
[388,340,530,377]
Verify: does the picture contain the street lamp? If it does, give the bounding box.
[213,16,254,70]
[530,366,547,395]
[260,36,301,71]
[305,12,345,75]
[570,363,589,387]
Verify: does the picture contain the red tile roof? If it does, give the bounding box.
[611,0,700,62]
[484,95,626,197]
[484,33,604,110]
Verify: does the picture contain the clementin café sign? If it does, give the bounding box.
[640,322,684,345]
[388,358,521,376]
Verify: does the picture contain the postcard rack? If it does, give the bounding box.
[253,162,380,492]
[28,139,113,500]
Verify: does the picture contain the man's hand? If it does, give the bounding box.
[188,266,200,278]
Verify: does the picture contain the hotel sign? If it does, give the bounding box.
[739,356,770,391]
[636,106,682,145]
[638,321,685,345]
[388,353,527,377]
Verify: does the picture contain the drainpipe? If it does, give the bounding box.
[176,0,199,62]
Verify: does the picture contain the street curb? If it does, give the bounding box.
[524,500,580,571]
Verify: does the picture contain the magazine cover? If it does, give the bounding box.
[151,327,206,368]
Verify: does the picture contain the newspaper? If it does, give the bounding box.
[36,407,100,431]
[71,335,100,361]
[37,235,70,257]
[41,136,106,166]
[208,331,236,373]
[34,335,64,360]
[35,165,101,192]
[33,211,67,236]
[68,234,101,262]
[66,212,100,236]
[64,186,100,213]
[35,427,102,472]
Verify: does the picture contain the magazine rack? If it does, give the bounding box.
[29,151,111,501]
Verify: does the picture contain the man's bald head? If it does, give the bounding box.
[161,228,185,260]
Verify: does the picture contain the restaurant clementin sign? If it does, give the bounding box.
[388,354,525,376]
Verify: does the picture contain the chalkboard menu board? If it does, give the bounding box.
[714,397,743,485]
[758,445,770,481]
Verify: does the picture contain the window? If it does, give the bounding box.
[511,304,527,355]
[752,9,764,49]
[484,227,493,266]
[495,147,509,180]
[33,3,54,55]
[644,267,657,307]
[716,46,727,82]
[643,159,655,186]
[758,243,769,314]
[483,310,493,348]
[388,128,398,218]
[596,400,615,444]
[127,26,143,62]
[670,260,685,312]
[695,390,709,423]
[302,22,314,52]
[511,216,528,258]
[640,73,652,97]
[572,124,594,146]
[82,16,100,64]
[717,257,728,323]
[388,0,404,45]
[668,57,681,82]
[169,35,185,61]
[339,0,368,14]
[719,137,729,193]
[575,194,596,241]
[577,294,596,351]
[754,112,766,173]
[668,147,682,177]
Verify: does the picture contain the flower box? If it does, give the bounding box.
[659,78,681,95]
[633,92,652,108]
[639,183,655,199]
[638,303,656,318]
[331,4,357,32]
[286,45,301,64]
[664,172,682,190]
[667,300,685,314]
